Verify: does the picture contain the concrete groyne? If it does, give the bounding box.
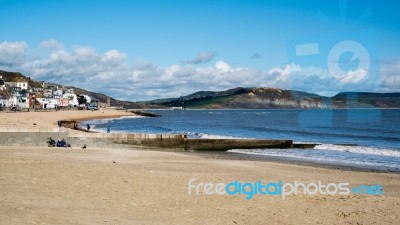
[0,128,311,151]
[184,138,292,151]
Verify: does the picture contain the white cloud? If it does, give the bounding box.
[19,43,128,86]
[267,64,385,96]
[0,41,28,67]
[0,40,398,101]
[215,61,231,73]
[380,59,400,92]
[102,49,127,65]
[338,69,367,83]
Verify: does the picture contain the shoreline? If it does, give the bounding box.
[190,151,400,174]
[72,114,138,123]
[67,114,141,132]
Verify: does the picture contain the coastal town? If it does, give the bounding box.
[0,73,107,111]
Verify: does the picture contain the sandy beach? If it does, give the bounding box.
[0,110,399,224]
[0,109,135,129]
[0,147,399,224]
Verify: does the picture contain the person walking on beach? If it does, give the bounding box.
[87,124,90,132]
[107,126,110,133]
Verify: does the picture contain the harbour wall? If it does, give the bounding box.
[0,128,296,151]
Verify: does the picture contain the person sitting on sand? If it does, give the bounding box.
[61,139,67,147]
[56,139,62,147]
[47,137,55,147]
[56,139,67,147]
[82,144,86,149]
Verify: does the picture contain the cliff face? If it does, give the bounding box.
[225,96,328,109]
[224,88,329,109]
[143,87,400,109]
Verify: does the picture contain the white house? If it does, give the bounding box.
[16,78,28,90]
[16,90,30,109]
[53,89,63,97]
[8,92,18,107]
[62,93,79,107]
[36,97,59,109]
[49,98,59,108]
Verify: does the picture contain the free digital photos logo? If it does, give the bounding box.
[188,178,384,200]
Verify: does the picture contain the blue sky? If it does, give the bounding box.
[0,0,399,100]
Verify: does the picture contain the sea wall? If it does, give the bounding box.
[184,139,292,151]
[0,128,68,147]
[0,128,294,151]
[0,128,185,150]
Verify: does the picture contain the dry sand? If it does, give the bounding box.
[0,147,399,225]
[0,109,135,129]
[0,110,399,224]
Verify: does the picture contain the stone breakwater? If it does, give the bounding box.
[0,127,311,151]
[0,128,183,150]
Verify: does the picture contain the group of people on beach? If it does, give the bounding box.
[47,137,88,149]
[47,137,69,148]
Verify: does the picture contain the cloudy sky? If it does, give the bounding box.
[0,0,399,100]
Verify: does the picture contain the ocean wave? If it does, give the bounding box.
[199,133,249,139]
[314,144,400,157]
[171,131,248,139]
[228,148,400,170]
[81,115,143,126]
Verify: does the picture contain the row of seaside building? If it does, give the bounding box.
[0,76,99,110]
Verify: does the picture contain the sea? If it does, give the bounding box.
[83,109,400,172]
